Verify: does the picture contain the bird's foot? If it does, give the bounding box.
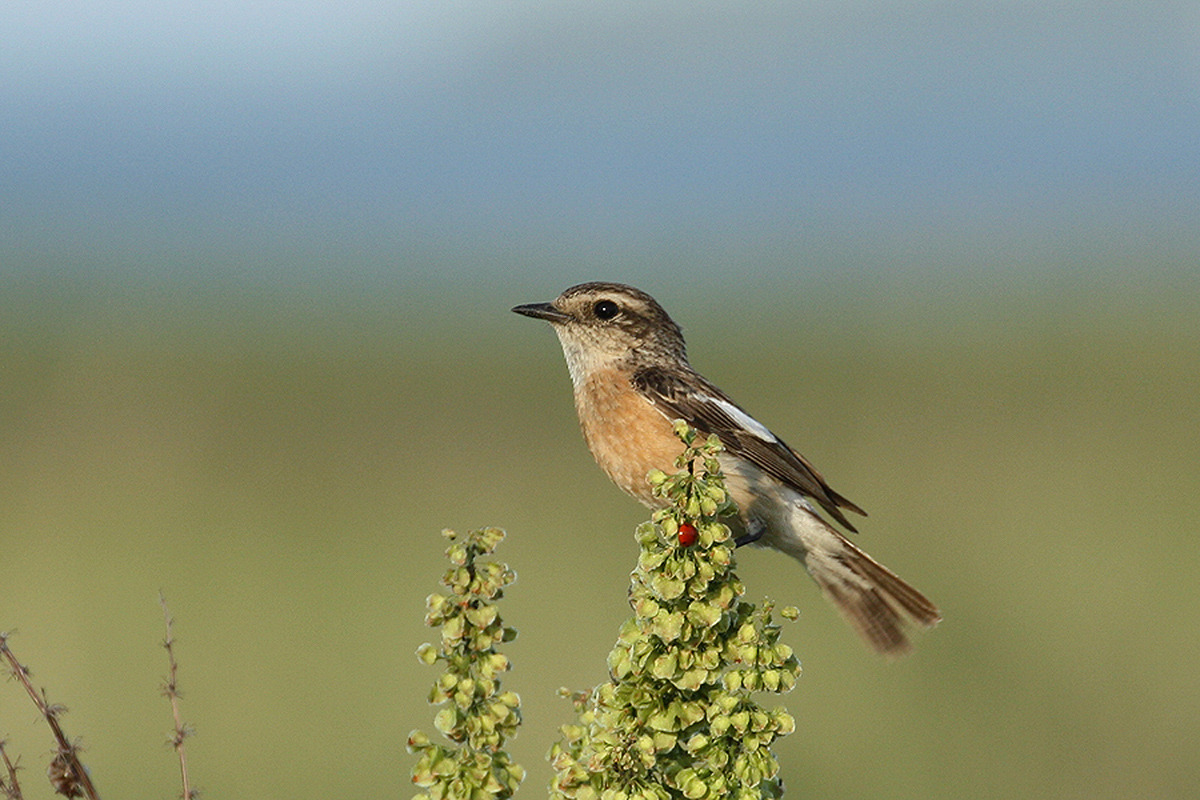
[734,520,767,548]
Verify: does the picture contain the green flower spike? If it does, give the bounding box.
[550,423,802,800]
[409,527,525,800]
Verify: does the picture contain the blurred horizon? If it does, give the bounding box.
[2,3,1199,799]
[4,1,1200,289]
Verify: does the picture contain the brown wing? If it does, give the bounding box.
[632,365,867,532]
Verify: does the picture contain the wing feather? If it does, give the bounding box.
[632,365,866,531]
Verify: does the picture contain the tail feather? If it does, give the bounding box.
[769,507,942,657]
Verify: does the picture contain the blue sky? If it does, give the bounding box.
[3,1,1198,285]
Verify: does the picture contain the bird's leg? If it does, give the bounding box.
[735,519,767,548]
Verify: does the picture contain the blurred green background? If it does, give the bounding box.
[1,271,1196,799]
[4,2,1200,798]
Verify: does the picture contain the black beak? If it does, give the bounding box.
[512,302,570,323]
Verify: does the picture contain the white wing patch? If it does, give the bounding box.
[708,396,778,443]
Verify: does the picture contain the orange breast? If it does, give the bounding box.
[574,368,686,506]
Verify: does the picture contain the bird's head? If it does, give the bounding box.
[513,282,687,385]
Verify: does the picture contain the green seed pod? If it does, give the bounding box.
[416,642,439,665]
[546,426,798,800]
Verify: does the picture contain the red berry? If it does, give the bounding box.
[677,523,698,547]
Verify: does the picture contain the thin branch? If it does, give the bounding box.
[0,632,100,800]
[159,595,195,800]
[0,738,23,800]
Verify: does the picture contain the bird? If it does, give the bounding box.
[513,281,940,656]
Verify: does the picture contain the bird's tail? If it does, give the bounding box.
[769,506,941,657]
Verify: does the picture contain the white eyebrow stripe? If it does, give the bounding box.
[708,396,778,442]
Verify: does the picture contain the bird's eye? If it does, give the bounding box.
[593,300,620,320]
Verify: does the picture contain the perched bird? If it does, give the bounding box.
[513,281,940,656]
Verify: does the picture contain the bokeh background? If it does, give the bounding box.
[2,2,1199,799]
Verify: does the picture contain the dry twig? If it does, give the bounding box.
[0,738,23,800]
[0,632,100,800]
[159,595,195,800]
